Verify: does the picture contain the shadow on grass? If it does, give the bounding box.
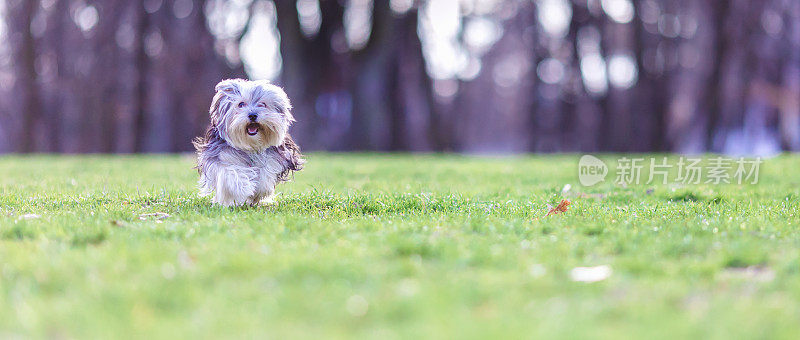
[660,190,725,204]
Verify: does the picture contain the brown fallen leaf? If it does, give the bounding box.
[545,199,571,217]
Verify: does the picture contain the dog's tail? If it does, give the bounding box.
[192,126,214,151]
[192,125,221,173]
[276,133,305,182]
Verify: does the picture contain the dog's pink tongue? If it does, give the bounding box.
[247,125,258,135]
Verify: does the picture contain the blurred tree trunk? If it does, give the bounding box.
[166,0,237,152]
[275,0,348,150]
[351,2,437,151]
[701,0,731,152]
[455,2,533,153]
[349,0,393,150]
[727,1,758,151]
[275,1,437,151]
[398,11,442,151]
[633,0,667,151]
[133,0,150,153]
[782,0,800,150]
[47,0,72,152]
[9,0,43,153]
[557,1,590,152]
[95,1,124,152]
[525,2,540,151]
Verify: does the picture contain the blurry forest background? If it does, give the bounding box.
[0,0,798,154]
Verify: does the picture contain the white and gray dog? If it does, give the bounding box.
[193,79,304,207]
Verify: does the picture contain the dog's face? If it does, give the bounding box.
[210,79,294,152]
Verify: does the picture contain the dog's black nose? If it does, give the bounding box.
[248,113,258,121]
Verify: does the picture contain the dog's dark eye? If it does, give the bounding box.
[257,102,266,108]
[237,102,246,108]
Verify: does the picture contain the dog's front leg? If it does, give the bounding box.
[213,166,257,207]
[248,169,278,206]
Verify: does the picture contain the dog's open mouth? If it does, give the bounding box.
[246,123,260,136]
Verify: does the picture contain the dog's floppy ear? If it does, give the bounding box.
[276,90,294,122]
[255,80,294,121]
[215,79,242,96]
[210,79,242,126]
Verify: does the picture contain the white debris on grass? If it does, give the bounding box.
[346,295,369,317]
[570,265,612,283]
[529,264,547,278]
[20,214,41,220]
[139,212,170,220]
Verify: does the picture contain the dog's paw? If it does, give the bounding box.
[214,166,258,206]
[256,194,278,206]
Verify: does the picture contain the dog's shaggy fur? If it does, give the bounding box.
[193,79,304,206]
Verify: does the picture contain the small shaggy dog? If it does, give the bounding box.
[193,79,304,206]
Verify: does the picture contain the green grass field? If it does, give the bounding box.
[1,154,799,339]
